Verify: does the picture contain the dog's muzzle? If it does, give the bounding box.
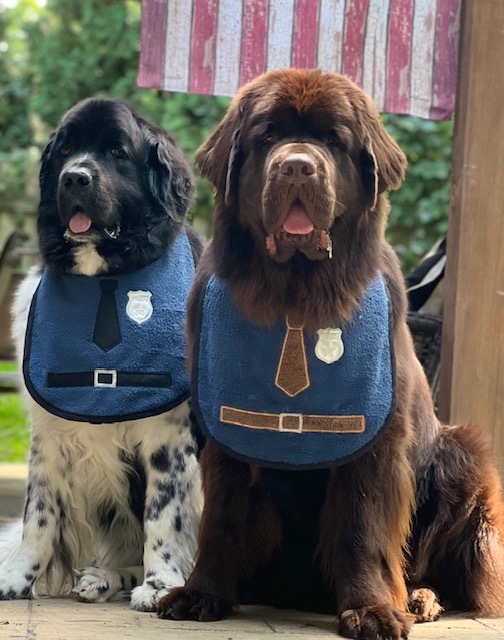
[263,145,335,261]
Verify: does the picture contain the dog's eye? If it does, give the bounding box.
[327,135,347,152]
[262,134,275,146]
[60,146,71,157]
[111,148,127,160]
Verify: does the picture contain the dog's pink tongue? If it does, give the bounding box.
[282,204,314,235]
[69,212,92,234]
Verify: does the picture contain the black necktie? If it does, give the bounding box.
[93,279,122,352]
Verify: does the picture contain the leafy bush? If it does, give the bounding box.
[0,3,34,204]
[0,394,30,462]
[384,115,453,272]
[0,362,30,463]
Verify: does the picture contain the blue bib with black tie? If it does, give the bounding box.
[23,231,194,423]
[193,274,396,469]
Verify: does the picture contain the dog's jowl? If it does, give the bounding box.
[0,98,202,611]
[157,70,504,639]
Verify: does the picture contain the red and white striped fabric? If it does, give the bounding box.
[138,0,460,120]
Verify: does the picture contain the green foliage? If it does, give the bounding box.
[384,114,453,273]
[0,363,30,463]
[0,149,33,201]
[0,393,30,462]
[26,0,142,128]
[0,2,34,202]
[0,5,32,150]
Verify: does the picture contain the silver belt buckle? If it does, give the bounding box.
[279,413,303,433]
[94,369,117,388]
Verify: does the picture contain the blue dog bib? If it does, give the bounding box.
[23,231,195,423]
[193,274,396,469]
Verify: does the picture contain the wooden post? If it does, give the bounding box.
[440,0,504,474]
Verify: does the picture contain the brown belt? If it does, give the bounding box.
[220,406,365,434]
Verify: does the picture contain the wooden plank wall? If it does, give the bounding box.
[138,0,460,121]
[440,0,504,474]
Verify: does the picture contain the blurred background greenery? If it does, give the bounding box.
[0,0,453,462]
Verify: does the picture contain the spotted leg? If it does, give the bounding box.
[130,408,202,612]
[0,437,66,599]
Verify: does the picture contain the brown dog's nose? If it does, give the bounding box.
[279,154,316,184]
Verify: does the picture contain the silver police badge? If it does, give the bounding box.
[315,328,344,364]
[126,290,153,325]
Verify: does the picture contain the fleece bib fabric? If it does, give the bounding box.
[193,274,396,469]
[23,231,194,423]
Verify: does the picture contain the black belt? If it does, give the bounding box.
[47,369,171,388]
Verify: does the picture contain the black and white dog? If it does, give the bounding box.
[0,98,203,610]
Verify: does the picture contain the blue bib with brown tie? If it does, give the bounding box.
[23,231,194,423]
[193,273,396,469]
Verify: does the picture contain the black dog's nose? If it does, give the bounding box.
[279,154,316,184]
[62,168,92,188]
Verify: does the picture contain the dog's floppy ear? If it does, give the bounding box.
[360,137,380,211]
[195,100,246,206]
[41,135,55,162]
[360,116,407,209]
[39,133,56,193]
[146,127,195,221]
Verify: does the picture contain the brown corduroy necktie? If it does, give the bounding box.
[275,317,311,397]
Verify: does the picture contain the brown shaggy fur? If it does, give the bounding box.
[158,69,504,638]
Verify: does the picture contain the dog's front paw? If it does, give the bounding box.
[131,582,165,612]
[408,587,443,622]
[339,605,415,640]
[157,587,233,622]
[0,581,34,600]
[0,565,36,600]
[72,567,123,603]
[131,578,175,611]
[131,567,186,611]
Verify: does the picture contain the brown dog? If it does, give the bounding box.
[158,69,504,638]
